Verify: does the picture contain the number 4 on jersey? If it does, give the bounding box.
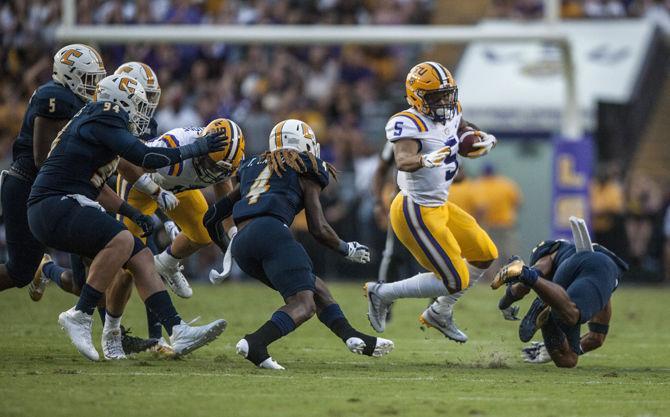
[246,165,271,204]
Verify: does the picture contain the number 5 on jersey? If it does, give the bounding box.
[246,166,271,204]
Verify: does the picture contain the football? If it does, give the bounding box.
[457,128,483,157]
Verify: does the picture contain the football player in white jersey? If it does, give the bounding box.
[116,118,244,297]
[365,61,499,343]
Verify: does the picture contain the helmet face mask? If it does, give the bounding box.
[53,44,106,102]
[198,118,245,181]
[422,86,458,123]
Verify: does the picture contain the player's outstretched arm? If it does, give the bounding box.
[89,123,226,169]
[301,177,370,263]
[117,159,179,211]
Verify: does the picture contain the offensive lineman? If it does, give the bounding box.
[365,61,498,342]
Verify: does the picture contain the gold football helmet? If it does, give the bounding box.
[405,61,458,123]
[195,118,245,182]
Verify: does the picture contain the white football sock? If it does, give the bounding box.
[103,313,122,333]
[158,249,180,268]
[430,266,487,315]
[376,272,448,302]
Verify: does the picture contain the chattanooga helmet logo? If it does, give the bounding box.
[119,77,137,94]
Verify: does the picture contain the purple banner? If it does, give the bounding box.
[551,136,594,240]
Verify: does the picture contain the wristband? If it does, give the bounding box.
[133,173,160,196]
[337,240,349,256]
[180,141,207,160]
[588,322,609,335]
[118,201,141,219]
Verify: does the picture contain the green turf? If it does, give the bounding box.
[1,282,668,417]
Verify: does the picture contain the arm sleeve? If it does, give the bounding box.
[79,122,184,169]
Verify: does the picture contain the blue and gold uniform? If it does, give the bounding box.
[532,240,627,353]
[0,81,84,287]
[231,152,329,298]
[27,100,203,260]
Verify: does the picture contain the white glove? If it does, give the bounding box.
[468,132,497,158]
[344,241,370,264]
[521,342,552,364]
[500,305,520,321]
[209,227,238,285]
[420,146,451,168]
[156,189,179,211]
[163,220,180,241]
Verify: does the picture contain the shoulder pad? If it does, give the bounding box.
[529,239,572,266]
[593,244,629,272]
[299,153,330,189]
[84,101,130,129]
[386,111,429,142]
[33,83,83,119]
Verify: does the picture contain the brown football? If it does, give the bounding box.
[457,128,483,157]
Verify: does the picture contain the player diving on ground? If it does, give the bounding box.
[492,217,628,368]
[365,61,498,342]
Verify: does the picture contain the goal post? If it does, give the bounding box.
[56,0,581,138]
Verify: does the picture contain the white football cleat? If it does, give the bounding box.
[154,254,193,298]
[28,254,52,302]
[58,307,99,361]
[170,319,227,356]
[102,328,126,360]
[419,306,468,343]
[346,336,394,357]
[235,338,285,370]
[364,282,392,333]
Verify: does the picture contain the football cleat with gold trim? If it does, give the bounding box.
[491,259,525,290]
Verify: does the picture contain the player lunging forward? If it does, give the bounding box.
[27,74,228,360]
[366,61,498,342]
[204,119,393,369]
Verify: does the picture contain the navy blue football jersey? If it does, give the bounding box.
[13,80,85,179]
[29,101,131,204]
[233,152,330,226]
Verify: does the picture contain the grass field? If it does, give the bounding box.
[1,281,669,417]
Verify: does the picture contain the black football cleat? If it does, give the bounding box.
[519,297,547,342]
[121,326,159,355]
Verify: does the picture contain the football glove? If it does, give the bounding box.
[156,189,179,211]
[163,220,180,241]
[467,132,497,158]
[521,342,552,364]
[421,146,451,168]
[344,241,371,264]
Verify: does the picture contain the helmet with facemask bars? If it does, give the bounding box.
[52,43,106,102]
[405,61,459,124]
[194,118,245,183]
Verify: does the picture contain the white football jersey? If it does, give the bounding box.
[385,107,462,207]
[146,127,231,193]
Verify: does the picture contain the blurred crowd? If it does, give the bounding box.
[491,0,670,20]
[0,0,668,283]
